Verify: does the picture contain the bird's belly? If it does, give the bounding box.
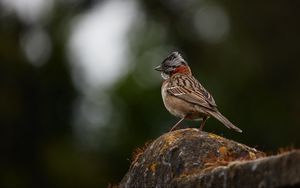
[162,86,207,120]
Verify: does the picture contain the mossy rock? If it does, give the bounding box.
[119,128,266,187]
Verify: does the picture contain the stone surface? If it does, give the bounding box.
[175,150,300,188]
[119,128,300,188]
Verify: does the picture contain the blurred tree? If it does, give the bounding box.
[112,0,300,184]
[0,0,300,187]
[0,1,105,187]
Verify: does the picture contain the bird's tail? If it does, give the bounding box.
[207,110,242,133]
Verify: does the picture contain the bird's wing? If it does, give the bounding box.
[167,74,217,109]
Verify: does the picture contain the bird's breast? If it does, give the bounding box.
[161,81,208,120]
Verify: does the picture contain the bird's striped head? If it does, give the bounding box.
[155,52,191,79]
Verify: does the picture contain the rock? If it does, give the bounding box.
[175,149,300,188]
[119,128,295,188]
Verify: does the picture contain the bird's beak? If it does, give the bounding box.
[154,65,163,71]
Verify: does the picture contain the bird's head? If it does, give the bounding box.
[154,51,191,79]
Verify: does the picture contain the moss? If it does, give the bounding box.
[121,129,268,187]
[149,163,157,173]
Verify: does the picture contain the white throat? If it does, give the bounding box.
[161,72,170,80]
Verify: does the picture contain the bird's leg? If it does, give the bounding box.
[199,117,207,131]
[169,117,185,132]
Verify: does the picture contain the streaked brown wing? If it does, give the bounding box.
[167,74,217,109]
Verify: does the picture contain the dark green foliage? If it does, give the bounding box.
[0,0,300,187]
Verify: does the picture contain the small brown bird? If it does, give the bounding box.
[155,52,242,133]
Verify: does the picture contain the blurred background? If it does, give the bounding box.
[1,0,300,187]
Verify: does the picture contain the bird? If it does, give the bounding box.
[154,51,242,133]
